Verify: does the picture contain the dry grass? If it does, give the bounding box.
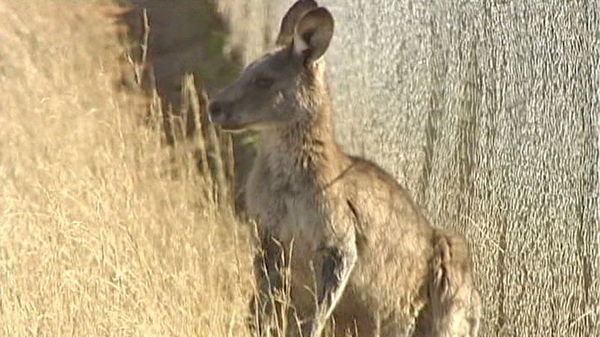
[0,1,254,336]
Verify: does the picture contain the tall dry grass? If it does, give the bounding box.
[0,1,254,336]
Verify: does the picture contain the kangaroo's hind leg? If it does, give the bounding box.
[414,232,481,337]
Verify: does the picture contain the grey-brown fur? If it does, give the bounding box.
[209,1,481,336]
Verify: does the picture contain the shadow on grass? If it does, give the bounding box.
[113,0,257,213]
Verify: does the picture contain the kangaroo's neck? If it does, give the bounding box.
[260,90,348,183]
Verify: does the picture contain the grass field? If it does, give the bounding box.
[0,1,255,336]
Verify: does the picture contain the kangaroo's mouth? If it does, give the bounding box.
[211,117,277,133]
[217,123,250,133]
[208,102,274,132]
[208,112,251,132]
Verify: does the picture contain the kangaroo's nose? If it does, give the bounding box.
[208,101,223,124]
[208,101,222,115]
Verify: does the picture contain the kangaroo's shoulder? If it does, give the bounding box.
[342,154,426,219]
[346,155,404,191]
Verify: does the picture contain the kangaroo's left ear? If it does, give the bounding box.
[276,0,318,46]
[292,7,334,65]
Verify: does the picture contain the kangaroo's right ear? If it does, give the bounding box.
[276,0,318,47]
[292,7,334,65]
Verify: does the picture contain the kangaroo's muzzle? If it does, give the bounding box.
[207,101,224,125]
[207,100,247,131]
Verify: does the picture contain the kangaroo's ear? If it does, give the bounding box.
[276,0,318,47]
[293,7,334,65]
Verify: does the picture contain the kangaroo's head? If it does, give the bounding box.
[208,0,334,131]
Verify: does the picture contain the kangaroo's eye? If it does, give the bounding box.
[254,77,274,89]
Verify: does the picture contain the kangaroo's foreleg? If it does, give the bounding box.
[307,242,358,337]
[250,231,286,336]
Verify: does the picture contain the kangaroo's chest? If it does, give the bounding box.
[249,164,326,245]
[278,191,322,243]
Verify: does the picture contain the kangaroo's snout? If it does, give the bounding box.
[207,100,247,131]
[207,100,229,126]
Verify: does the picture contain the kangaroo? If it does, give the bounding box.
[208,1,481,336]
